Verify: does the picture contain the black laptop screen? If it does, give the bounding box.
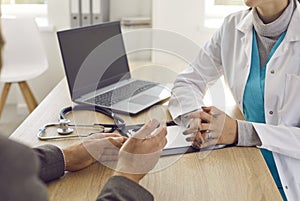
[57,21,130,99]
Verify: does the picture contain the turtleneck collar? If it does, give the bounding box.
[252,0,295,38]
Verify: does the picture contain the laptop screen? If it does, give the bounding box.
[57,21,130,99]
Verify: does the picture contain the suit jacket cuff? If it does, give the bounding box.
[97,176,154,201]
[33,144,65,183]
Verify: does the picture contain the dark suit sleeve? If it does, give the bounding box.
[33,144,65,183]
[97,176,154,201]
[33,144,154,200]
[0,136,49,201]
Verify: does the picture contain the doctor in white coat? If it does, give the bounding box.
[168,0,300,200]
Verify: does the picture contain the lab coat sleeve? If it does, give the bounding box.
[253,123,300,160]
[168,23,225,122]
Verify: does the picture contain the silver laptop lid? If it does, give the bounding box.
[57,21,130,100]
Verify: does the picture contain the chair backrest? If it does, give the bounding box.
[0,16,48,82]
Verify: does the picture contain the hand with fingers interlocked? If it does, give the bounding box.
[183,106,238,149]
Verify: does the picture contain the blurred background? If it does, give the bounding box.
[0,0,246,136]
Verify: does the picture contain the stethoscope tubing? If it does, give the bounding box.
[37,105,176,140]
[37,105,127,140]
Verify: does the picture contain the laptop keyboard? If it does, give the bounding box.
[85,80,157,106]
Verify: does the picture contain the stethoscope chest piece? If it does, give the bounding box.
[57,119,74,135]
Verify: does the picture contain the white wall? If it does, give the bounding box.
[30,0,70,103]
[153,0,212,45]
[152,0,216,72]
[110,0,152,20]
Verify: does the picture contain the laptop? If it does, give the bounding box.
[57,21,171,114]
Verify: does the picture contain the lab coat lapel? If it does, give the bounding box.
[236,10,253,62]
[236,11,253,112]
[271,2,300,60]
[287,1,300,42]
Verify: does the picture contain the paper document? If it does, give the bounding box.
[162,126,227,156]
[163,126,226,151]
[126,125,226,153]
[164,126,192,149]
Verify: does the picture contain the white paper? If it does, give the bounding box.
[126,125,191,149]
[164,126,192,149]
[126,125,227,152]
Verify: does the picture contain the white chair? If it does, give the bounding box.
[0,16,48,118]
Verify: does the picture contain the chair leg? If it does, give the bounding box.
[0,82,12,119]
[18,81,38,113]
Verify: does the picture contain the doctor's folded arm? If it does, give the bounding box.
[168,0,300,200]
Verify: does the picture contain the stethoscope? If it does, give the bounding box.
[37,105,127,140]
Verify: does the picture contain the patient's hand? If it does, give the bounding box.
[62,133,126,172]
[114,119,167,183]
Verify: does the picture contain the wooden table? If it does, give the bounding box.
[10,78,282,201]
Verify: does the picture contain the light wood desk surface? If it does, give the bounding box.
[10,79,281,201]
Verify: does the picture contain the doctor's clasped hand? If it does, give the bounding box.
[183,106,238,149]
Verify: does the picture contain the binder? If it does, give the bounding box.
[70,0,80,28]
[161,126,231,156]
[162,144,231,156]
[100,0,110,22]
[92,0,102,25]
[81,0,91,26]
[70,0,109,27]
[125,124,231,157]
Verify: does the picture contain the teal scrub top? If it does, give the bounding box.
[243,29,287,201]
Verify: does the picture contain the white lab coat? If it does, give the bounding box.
[168,2,300,200]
